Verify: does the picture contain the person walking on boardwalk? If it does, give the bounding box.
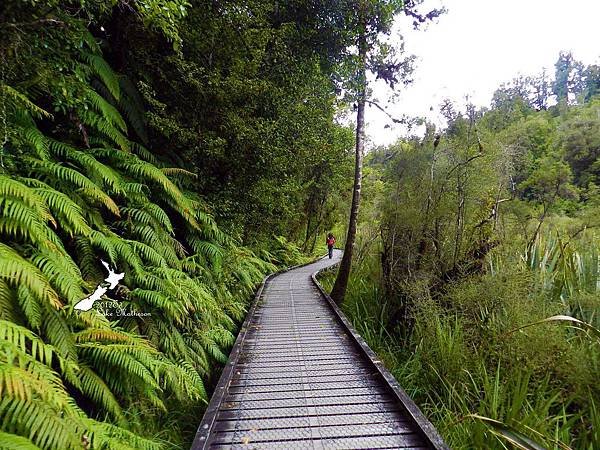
[326,233,336,259]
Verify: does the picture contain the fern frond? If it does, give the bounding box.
[16,286,42,331]
[121,182,149,196]
[127,241,168,267]
[0,320,57,367]
[80,110,130,151]
[86,419,164,450]
[129,289,186,322]
[42,306,77,361]
[0,243,61,309]
[0,280,18,323]
[157,358,205,402]
[30,250,85,305]
[183,337,210,376]
[86,88,127,132]
[0,431,41,449]
[105,233,144,274]
[0,351,69,409]
[77,365,125,425]
[160,167,197,179]
[119,77,149,145]
[0,175,53,221]
[11,112,51,160]
[148,320,188,359]
[26,183,93,237]
[144,203,174,232]
[47,140,124,193]
[197,331,228,364]
[130,142,158,163]
[82,52,120,100]
[187,240,224,269]
[121,204,173,234]
[27,158,120,216]
[74,328,137,345]
[128,224,178,266]
[1,83,52,119]
[0,397,84,450]
[0,197,57,249]
[92,149,198,227]
[88,231,117,266]
[78,343,160,391]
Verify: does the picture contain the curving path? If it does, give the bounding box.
[192,250,448,450]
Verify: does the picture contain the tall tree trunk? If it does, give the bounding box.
[330,26,367,304]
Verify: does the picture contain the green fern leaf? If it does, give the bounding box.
[0,243,61,309]
[1,83,52,119]
[86,89,127,132]
[82,52,120,100]
[77,365,126,425]
[27,159,120,216]
[0,431,41,449]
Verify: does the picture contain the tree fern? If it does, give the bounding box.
[1,15,274,447]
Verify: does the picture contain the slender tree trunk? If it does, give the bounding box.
[331,26,367,304]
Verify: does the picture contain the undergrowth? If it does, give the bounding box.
[319,230,600,449]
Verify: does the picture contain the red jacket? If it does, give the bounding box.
[326,237,335,246]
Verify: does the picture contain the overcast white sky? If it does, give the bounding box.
[366,0,600,147]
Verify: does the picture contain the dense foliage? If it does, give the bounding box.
[320,55,600,449]
[3,0,598,449]
[0,0,354,448]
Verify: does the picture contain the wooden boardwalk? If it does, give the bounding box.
[192,251,448,449]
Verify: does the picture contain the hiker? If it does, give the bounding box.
[326,233,336,259]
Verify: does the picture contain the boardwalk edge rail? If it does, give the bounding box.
[190,257,326,449]
[191,252,450,450]
[311,265,450,450]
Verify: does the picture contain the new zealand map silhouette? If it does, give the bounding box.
[74,260,124,311]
